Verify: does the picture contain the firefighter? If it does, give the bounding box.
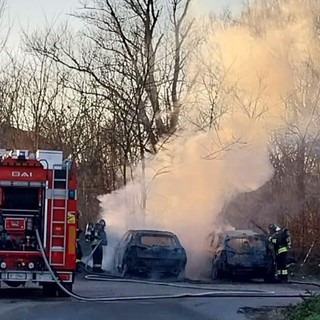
[76,227,83,271]
[85,219,108,273]
[75,210,84,271]
[268,223,291,282]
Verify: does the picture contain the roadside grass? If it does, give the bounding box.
[286,293,320,320]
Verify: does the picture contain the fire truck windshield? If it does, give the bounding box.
[2,187,40,211]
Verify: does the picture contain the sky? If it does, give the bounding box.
[6,0,243,48]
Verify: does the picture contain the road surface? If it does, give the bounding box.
[0,275,314,320]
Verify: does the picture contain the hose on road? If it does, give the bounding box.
[81,264,320,292]
[289,280,320,288]
[83,273,267,292]
[35,230,317,302]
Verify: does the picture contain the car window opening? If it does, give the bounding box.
[227,236,265,251]
[140,235,177,247]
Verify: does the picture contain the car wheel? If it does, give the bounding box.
[114,257,120,274]
[177,269,186,281]
[263,271,276,283]
[212,264,221,280]
[42,283,58,297]
[120,262,129,278]
[57,283,73,297]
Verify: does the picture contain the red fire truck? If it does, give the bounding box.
[0,149,78,296]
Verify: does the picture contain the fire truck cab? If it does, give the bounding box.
[0,149,78,296]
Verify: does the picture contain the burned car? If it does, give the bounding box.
[114,229,187,278]
[209,230,275,282]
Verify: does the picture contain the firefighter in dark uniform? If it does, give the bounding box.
[85,219,108,273]
[75,210,83,271]
[76,227,83,271]
[268,223,291,282]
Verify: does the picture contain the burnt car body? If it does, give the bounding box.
[210,230,275,281]
[114,230,187,278]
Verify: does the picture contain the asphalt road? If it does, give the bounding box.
[0,275,314,320]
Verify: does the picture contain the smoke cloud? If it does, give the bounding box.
[99,0,316,278]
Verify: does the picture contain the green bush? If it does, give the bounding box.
[305,315,320,320]
[287,294,320,320]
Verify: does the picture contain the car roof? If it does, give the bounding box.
[223,230,261,237]
[127,229,177,236]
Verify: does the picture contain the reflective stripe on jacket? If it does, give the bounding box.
[278,246,288,254]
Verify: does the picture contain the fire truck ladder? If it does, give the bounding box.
[49,163,69,266]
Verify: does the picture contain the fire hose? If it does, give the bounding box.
[35,229,314,301]
[85,272,320,291]
[83,239,102,271]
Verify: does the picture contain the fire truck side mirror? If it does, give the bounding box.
[64,159,73,170]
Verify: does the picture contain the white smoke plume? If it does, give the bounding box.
[99,117,274,277]
[99,0,316,277]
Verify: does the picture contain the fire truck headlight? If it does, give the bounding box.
[0,261,6,269]
[28,262,35,270]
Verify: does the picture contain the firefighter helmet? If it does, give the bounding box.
[268,223,280,233]
[99,219,106,227]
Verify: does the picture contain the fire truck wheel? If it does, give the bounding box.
[42,283,58,297]
[57,283,72,297]
[4,281,25,288]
